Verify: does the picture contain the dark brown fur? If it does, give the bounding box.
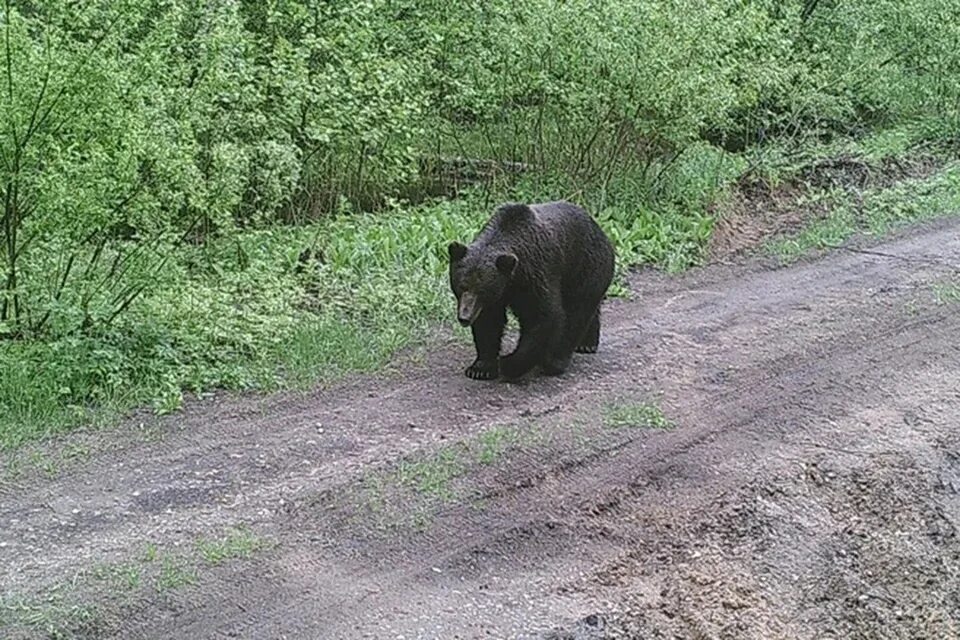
[448,201,615,380]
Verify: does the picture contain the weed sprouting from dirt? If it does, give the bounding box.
[348,422,542,533]
[0,525,274,638]
[142,543,159,563]
[155,557,198,593]
[61,443,91,463]
[0,593,101,639]
[931,279,960,305]
[374,423,535,504]
[2,442,95,482]
[476,425,524,465]
[603,401,672,430]
[196,528,268,566]
[326,401,673,540]
[395,448,466,500]
[90,562,142,592]
[29,451,58,478]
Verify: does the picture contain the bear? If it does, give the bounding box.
[447,200,615,380]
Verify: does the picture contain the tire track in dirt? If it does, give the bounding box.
[2,219,960,639]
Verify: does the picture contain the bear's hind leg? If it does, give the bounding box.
[540,351,572,376]
[500,321,559,379]
[541,305,597,375]
[575,309,600,354]
[500,298,564,380]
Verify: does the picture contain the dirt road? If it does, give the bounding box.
[2,218,960,639]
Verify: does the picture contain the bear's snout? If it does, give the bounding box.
[457,291,482,326]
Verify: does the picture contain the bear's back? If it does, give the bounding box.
[475,200,612,273]
[485,200,592,240]
[530,201,610,259]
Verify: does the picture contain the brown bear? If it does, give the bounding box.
[447,200,615,380]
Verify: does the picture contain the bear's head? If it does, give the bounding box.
[447,241,518,327]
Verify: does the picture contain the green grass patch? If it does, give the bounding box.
[769,162,960,263]
[931,279,960,305]
[0,593,101,640]
[388,421,539,498]
[3,441,94,482]
[155,557,198,593]
[195,528,268,566]
[602,400,673,430]
[142,543,159,563]
[394,447,466,500]
[0,527,271,639]
[90,562,142,592]
[353,421,535,529]
[476,425,523,465]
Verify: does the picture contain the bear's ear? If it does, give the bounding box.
[495,253,518,277]
[448,242,468,262]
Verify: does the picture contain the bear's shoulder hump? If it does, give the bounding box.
[492,202,537,231]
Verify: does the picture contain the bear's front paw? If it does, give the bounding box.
[465,358,499,380]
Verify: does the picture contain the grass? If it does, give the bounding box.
[90,562,142,592]
[196,527,268,566]
[360,419,539,511]
[155,557,198,593]
[3,441,91,482]
[324,397,674,539]
[769,162,960,263]
[476,425,523,465]
[0,598,101,640]
[602,400,673,430]
[395,447,466,500]
[353,421,533,530]
[142,543,159,563]
[355,398,673,524]
[27,451,57,478]
[0,527,270,638]
[931,279,960,305]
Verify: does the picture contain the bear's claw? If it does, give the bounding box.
[465,359,499,380]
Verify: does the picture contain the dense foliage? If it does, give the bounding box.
[1,0,959,445]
